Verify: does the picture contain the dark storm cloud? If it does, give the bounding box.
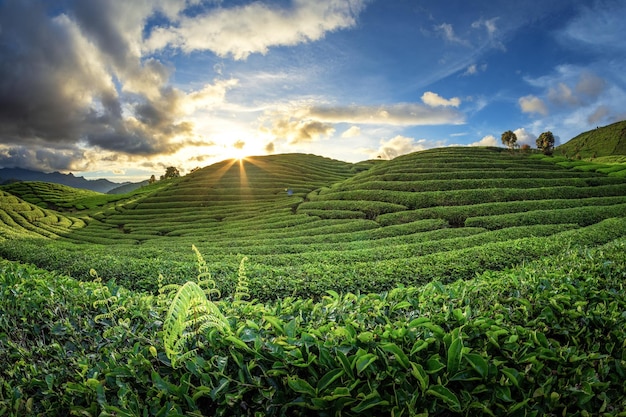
[0,0,198,170]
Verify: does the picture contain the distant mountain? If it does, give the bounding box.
[0,167,126,193]
[557,120,626,159]
[107,180,149,194]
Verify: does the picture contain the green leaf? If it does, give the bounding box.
[447,336,463,375]
[287,376,316,397]
[427,385,461,411]
[380,342,409,369]
[350,391,389,413]
[317,368,344,393]
[464,353,489,378]
[224,335,254,352]
[410,362,429,392]
[410,339,429,355]
[426,354,445,374]
[355,353,378,375]
[336,350,354,380]
[500,367,520,388]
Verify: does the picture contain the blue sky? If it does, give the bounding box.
[0,0,624,182]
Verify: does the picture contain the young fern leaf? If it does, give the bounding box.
[163,281,231,368]
[192,244,221,300]
[234,256,250,303]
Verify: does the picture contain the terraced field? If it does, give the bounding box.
[2,147,626,416]
[0,147,624,299]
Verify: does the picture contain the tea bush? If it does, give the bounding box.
[2,238,626,416]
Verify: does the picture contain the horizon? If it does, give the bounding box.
[1,0,625,183]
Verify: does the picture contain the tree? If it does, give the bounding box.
[536,131,555,155]
[160,166,180,180]
[501,130,518,149]
[148,175,156,184]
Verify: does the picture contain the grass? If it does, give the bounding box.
[0,146,625,415]
[556,119,626,159]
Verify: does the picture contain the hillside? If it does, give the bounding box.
[557,119,626,159]
[2,147,626,416]
[0,148,624,298]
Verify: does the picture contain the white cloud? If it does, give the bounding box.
[144,0,367,59]
[341,126,361,138]
[471,17,505,51]
[560,2,626,52]
[513,128,537,147]
[421,91,461,107]
[306,102,465,126]
[463,63,487,76]
[434,23,470,46]
[469,135,498,147]
[182,78,239,113]
[365,136,430,160]
[547,83,579,106]
[519,95,548,116]
[471,17,499,36]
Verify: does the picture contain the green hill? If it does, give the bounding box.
[557,119,626,159]
[2,147,626,416]
[0,147,625,297]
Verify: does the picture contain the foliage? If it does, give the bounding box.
[536,131,555,155]
[0,147,626,415]
[501,130,517,149]
[1,239,626,415]
[160,166,180,180]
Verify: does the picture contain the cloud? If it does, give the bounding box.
[233,140,246,150]
[365,136,430,160]
[421,92,461,108]
[547,83,579,106]
[560,1,626,52]
[463,63,487,76]
[587,105,611,125]
[341,126,361,138]
[575,72,607,98]
[263,117,335,145]
[0,0,246,171]
[471,17,505,51]
[306,102,465,126]
[434,23,470,46]
[513,128,537,147]
[0,144,88,172]
[469,135,498,147]
[144,0,368,59]
[519,95,548,116]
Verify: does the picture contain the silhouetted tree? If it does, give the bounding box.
[536,131,555,155]
[160,166,180,180]
[148,175,156,184]
[501,130,518,149]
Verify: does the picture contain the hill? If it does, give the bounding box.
[1,148,626,416]
[0,167,129,193]
[557,119,626,159]
[0,148,624,297]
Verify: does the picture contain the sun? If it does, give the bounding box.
[227,146,249,162]
[227,140,249,161]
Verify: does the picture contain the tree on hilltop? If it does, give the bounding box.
[536,131,555,155]
[501,130,518,149]
[161,166,180,180]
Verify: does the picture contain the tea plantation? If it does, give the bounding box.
[1,147,626,416]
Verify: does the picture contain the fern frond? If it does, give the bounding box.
[192,245,222,300]
[163,281,231,367]
[234,256,250,303]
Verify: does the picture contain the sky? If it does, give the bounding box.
[0,0,625,182]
